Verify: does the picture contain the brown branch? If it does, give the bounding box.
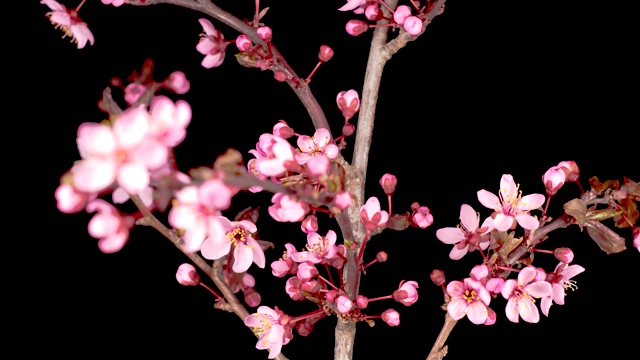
[426,313,457,360]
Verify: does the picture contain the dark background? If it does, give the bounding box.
[29,0,638,358]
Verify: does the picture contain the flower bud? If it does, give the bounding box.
[257,26,272,41]
[346,20,369,36]
[325,289,338,303]
[301,214,319,233]
[336,295,353,314]
[296,319,314,337]
[301,280,321,293]
[430,269,446,286]
[365,5,382,21]
[376,251,388,263]
[235,34,253,51]
[166,71,190,94]
[554,247,574,263]
[176,263,199,286]
[274,70,287,82]
[393,289,408,301]
[379,173,397,195]
[381,309,400,326]
[243,288,261,307]
[393,5,412,25]
[342,123,355,136]
[403,16,423,36]
[558,160,580,182]
[542,165,566,196]
[318,45,334,62]
[356,295,369,309]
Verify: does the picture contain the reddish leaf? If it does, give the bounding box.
[386,214,411,231]
[564,198,588,227]
[585,220,626,254]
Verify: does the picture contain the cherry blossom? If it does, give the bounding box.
[123,82,146,105]
[285,277,304,300]
[540,262,585,316]
[268,193,309,222]
[393,5,412,25]
[336,295,353,314]
[249,133,297,177]
[295,128,339,164]
[165,71,190,94]
[403,16,423,36]
[55,183,90,213]
[244,306,291,359]
[393,280,419,306]
[296,262,319,281]
[412,204,434,229]
[196,18,227,68]
[558,160,580,182]
[501,266,552,323]
[85,199,134,254]
[41,0,94,49]
[446,266,493,325]
[436,204,493,260]
[338,0,367,12]
[379,173,397,195]
[360,196,389,231]
[147,95,192,147]
[381,309,400,326]
[271,243,299,278]
[336,89,361,119]
[542,165,566,196]
[291,230,339,264]
[200,216,266,273]
[477,174,545,232]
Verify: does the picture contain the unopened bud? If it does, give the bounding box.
[235,34,253,51]
[356,295,369,309]
[554,247,574,263]
[296,320,314,337]
[365,5,382,21]
[274,70,287,82]
[325,289,338,303]
[379,173,397,195]
[257,26,272,41]
[243,288,261,307]
[392,289,408,301]
[318,45,334,62]
[301,280,321,293]
[376,251,388,263]
[430,269,446,286]
[558,160,580,182]
[342,123,355,136]
[346,20,369,36]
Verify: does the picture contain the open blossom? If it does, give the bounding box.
[541,262,585,316]
[446,264,494,325]
[85,199,134,254]
[360,196,389,231]
[245,306,291,359]
[477,174,545,232]
[268,193,309,222]
[196,18,227,68]
[147,95,192,147]
[72,105,169,195]
[249,133,297,177]
[502,266,553,323]
[436,204,493,260]
[42,0,94,49]
[295,128,339,165]
[200,216,266,273]
[291,230,338,264]
[271,243,299,277]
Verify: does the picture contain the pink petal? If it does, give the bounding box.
[449,245,468,260]
[526,281,553,298]
[466,302,488,325]
[477,190,500,210]
[248,237,266,269]
[515,213,540,230]
[505,297,519,323]
[436,228,465,244]
[518,298,540,323]
[519,193,546,211]
[232,243,254,272]
[459,204,479,231]
[492,213,513,232]
[198,18,216,35]
[446,299,467,320]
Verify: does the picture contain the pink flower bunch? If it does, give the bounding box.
[245,306,293,359]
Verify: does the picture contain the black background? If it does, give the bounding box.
[29,0,639,358]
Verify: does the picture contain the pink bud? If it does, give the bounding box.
[381,309,400,326]
[379,173,397,195]
[273,120,294,138]
[235,35,253,51]
[403,16,423,36]
[301,280,321,293]
[334,191,353,210]
[166,71,190,94]
[345,20,369,36]
[554,247,574,263]
[257,26,272,41]
[393,290,408,301]
[301,214,319,234]
[176,263,199,286]
[318,45,334,62]
[557,160,580,182]
[124,82,145,105]
[336,295,353,314]
[356,295,369,309]
[393,5,412,25]
[325,289,338,303]
[365,5,382,21]
[296,320,314,337]
[342,123,355,136]
[430,269,446,286]
[244,288,261,307]
[376,251,388,263]
[336,89,360,120]
[542,165,566,196]
[274,70,287,82]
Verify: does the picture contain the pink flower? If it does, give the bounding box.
[257,26,272,41]
[381,309,400,326]
[101,0,125,6]
[360,196,389,231]
[200,216,266,273]
[86,199,134,254]
[295,128,339,165]
[334,191,353,210]
[379,173,397,195]
[393,5,412,25]
[249,133,296,177]
[412,205,434,229]
[293,230,339,264]
[271,243,299,278]
[285,276,303,300]
[296,262,319,281]
[540,262,585,316]
[557,160,580,182]
[633,226,640,252]
[244,306,289,359]
[235,34,253,51]
[365,5,382,21]
[272,120,294,139]
[542,165,566,196]
[403,16,423,36]
[268,193,309,222]
[336,295,353,314]
[446,276,492,325]
[318,45,334,62]
[176,263,199,286]
[42,0,94,49]
[124,83,146,105]
[477,174,546,232]
[148,95,192,147]
[301,214,319,234]
[436,204,493,260]
[196,18,226,68]
[55,183,89,213]
[336,89,361,119]
[501,266,553,323]
[393,280,419,306]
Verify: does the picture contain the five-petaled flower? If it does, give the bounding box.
[446,266,493,325]
[477,174,545,232]
[501,266,552,323]
[436,204,493,260]
[200,216,266,273]
[42,0,94,49]
[245,306,292,359]
[196,18,227,68]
